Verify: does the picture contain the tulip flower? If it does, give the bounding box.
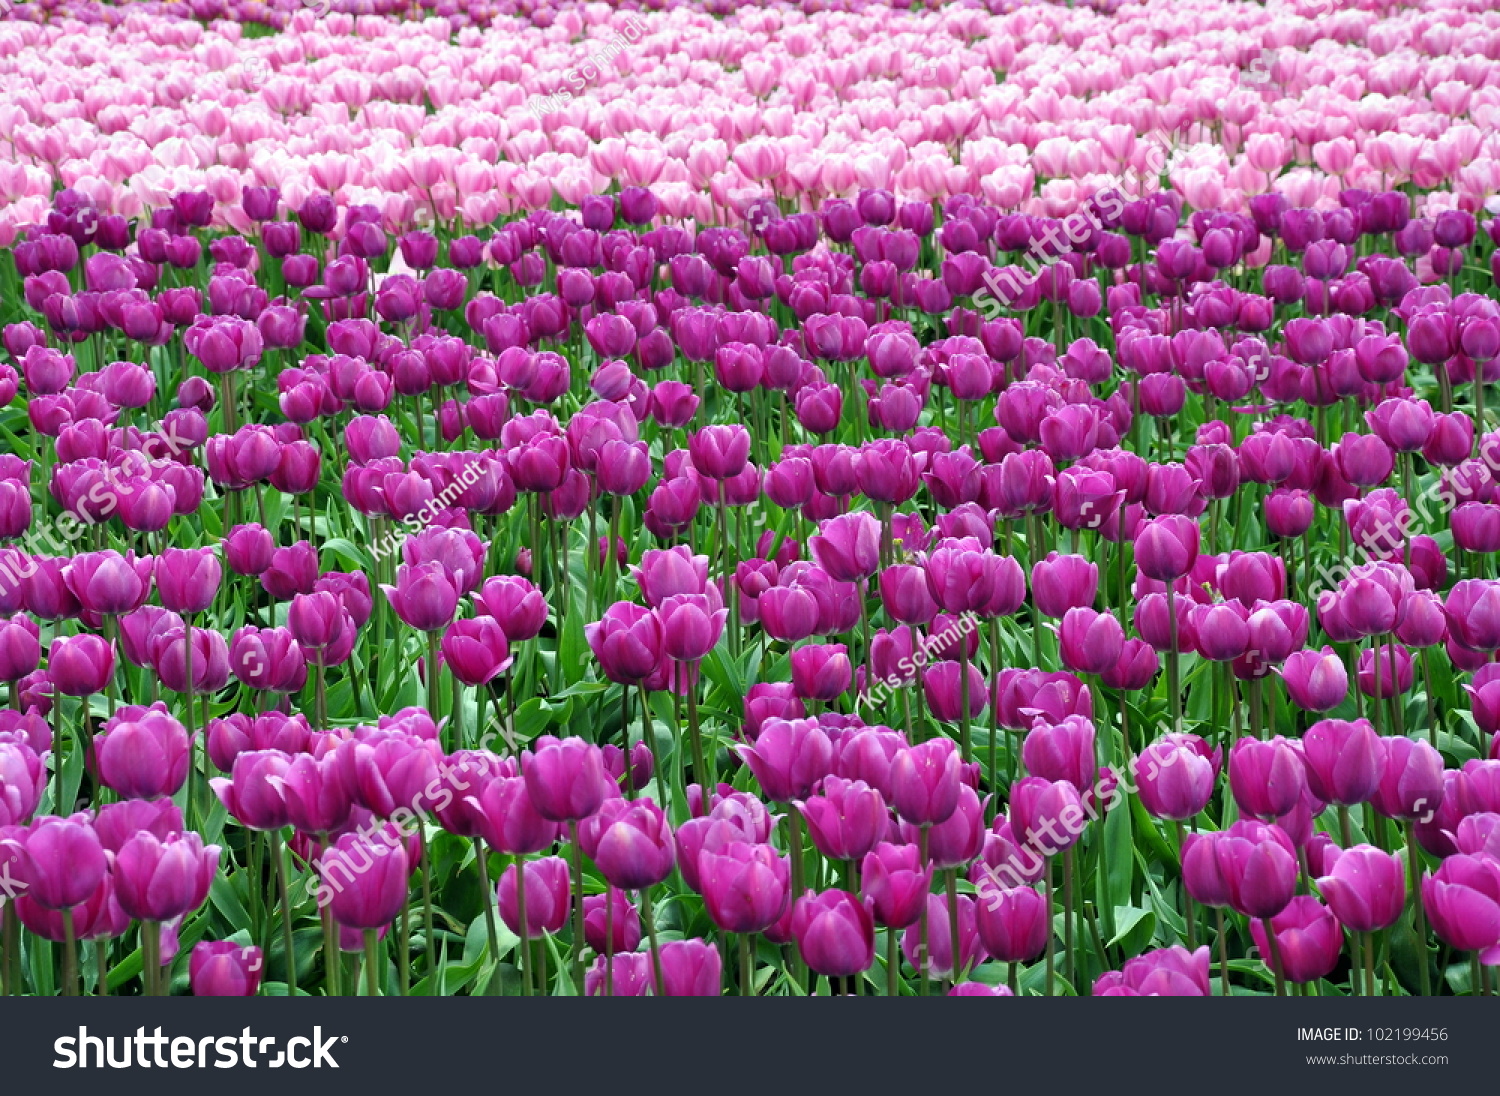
[114,830,220,923]
[190,942,264,997]
[1301,719,1383,806]
[1249,896,1344,985]
[1228,737,1307,820]
[93,705,191,800]
[698,841,790,935]
[1316,845,1405,933]
[792,888,875,978]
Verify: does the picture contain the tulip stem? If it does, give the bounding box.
[62,909,78,997]
[94,941,107,998]
[1166,585,1181,734]
[740,933,753,997]
[1262,918,1285,996]
[475,842,500,996]
[314,658,327,733]
[397,902,410,997]
[687,664,708,788]
[1176,821,1197,950]
[1419,650,1438,750]
[1043,863,1055,997]
[640,888,666,996]
[271,830,297,997]
[945,869,961,987]
[987,618,1003,812]
[917,826,929,995]
[1473,952,1484,996]
[604,503,621,618]
[1216,908,1229,997]
[142,920,161,996]
[1249,678,1263,741]
[321,907,341,997]
[318,836,340,997]
[1063,847,1076,994]
[515,857,531,997]
[957,645,972,767]
[603,896,617,998]
[1406,825,1431,997]
[0,906,14,995]
[887,926,899,997]
[353,928,377,996]
[1365,931,1377,997]
[426,633,441,739]
[638,685,659,803]
[568,822,587,994]
[418,828,437,975]
[788,806,808,992]
[248,834,264,955]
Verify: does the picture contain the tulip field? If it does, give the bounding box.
[1,0,1500,1000]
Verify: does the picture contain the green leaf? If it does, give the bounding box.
[209,871,251,928]
[1108,905,1155,951]
[321,537,372,572]
[1098,796,1134,936]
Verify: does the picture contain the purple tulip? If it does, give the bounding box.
[210,750,293,832]
[154,548,221,616]
[698,841,790,934]
[1216,821,1298,919]
[1022,715,1097,792]
[471,775,560,855]
[47,634,115,697]
[473,575,548,641]
[223,523,275,576]
[1057,606,1124,675]
[973,881,1049,962]
[1301,718,1383,806]
[654,938,721,997]
[859,841,930,930]
[792,888,875,977]
[0,742,43,827]
[789,642,852,702]
[736,718,833,803]
[380,562,460,632]
[1373,737,1444,821]
[1279,646,1348,712]
[497,855,570,938]
[94,704,191,800]
[1133,514,1200,581]
[902,892,984,980]
[1133,735,1218,821]
[585,601,663,685]
[190,942,264,996]
[1248,896,1343,984]
[922,660,988,724]
[440,616,512,687]
[319,830,410,931]
[1316,844,1405,932]
[114,830,220,922]
[799,777,886,862]
[1008,777,1086,856]
[1422,855,1500,957]
[1228,736,1307,819]
[1030,553,1098,618]
[1095,945,1210,996]
[888,738,962,827]
[523,736,607,823]
[591,798,675,890]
